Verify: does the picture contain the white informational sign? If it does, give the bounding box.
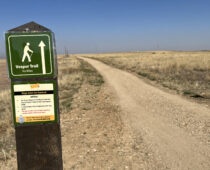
[13,83,56,124]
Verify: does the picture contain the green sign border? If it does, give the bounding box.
[11,80,58,126]
[5,32,55,79]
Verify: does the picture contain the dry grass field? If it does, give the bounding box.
[58,55,104,114]
[1,56,146,169]
[0,56,104,164]
[80,51,210,101]
[0,89,14,162]
[0,59,10,91]
[81,56,210,170]
[0,60,14,162]
[0,51,209,169]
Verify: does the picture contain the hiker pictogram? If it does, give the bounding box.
[6,32,54,78]
[22,42,33,62]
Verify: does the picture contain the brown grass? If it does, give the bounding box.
[0,55,104,163]
[78,51,210,99]
[0,90,15,161]
[0,60,10,91]
[0,59,6,63]
[58,55,104,113]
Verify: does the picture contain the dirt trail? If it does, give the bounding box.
[80,57,210,170]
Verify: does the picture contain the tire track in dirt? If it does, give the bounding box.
[80,57,210,170]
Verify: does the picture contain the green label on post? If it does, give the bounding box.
[5,32,55,78]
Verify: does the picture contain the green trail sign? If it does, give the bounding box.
[5,32,55,78]
[5,22,63,169]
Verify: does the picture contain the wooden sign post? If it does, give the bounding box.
[5,22,63,170]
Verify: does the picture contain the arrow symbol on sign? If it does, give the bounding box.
[39,41,46,74]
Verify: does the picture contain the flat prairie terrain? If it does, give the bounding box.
[79,51,210,103]
[0,52,210,169]
[81,57,210,170]
[0,56,146,169]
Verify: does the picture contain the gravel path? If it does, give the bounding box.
[81,57,210,170]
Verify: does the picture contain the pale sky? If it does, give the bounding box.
[1,0,210,57]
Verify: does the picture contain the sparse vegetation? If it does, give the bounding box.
[0,56,104,164]
[0,90,15,162]
[58,56,104,113]
[79,51,210,100]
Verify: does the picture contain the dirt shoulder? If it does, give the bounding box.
[60,57,160,169]
[81,57,210,170]
[1,56,159,169]
[2,56,209,169]
[61,83,163,169]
